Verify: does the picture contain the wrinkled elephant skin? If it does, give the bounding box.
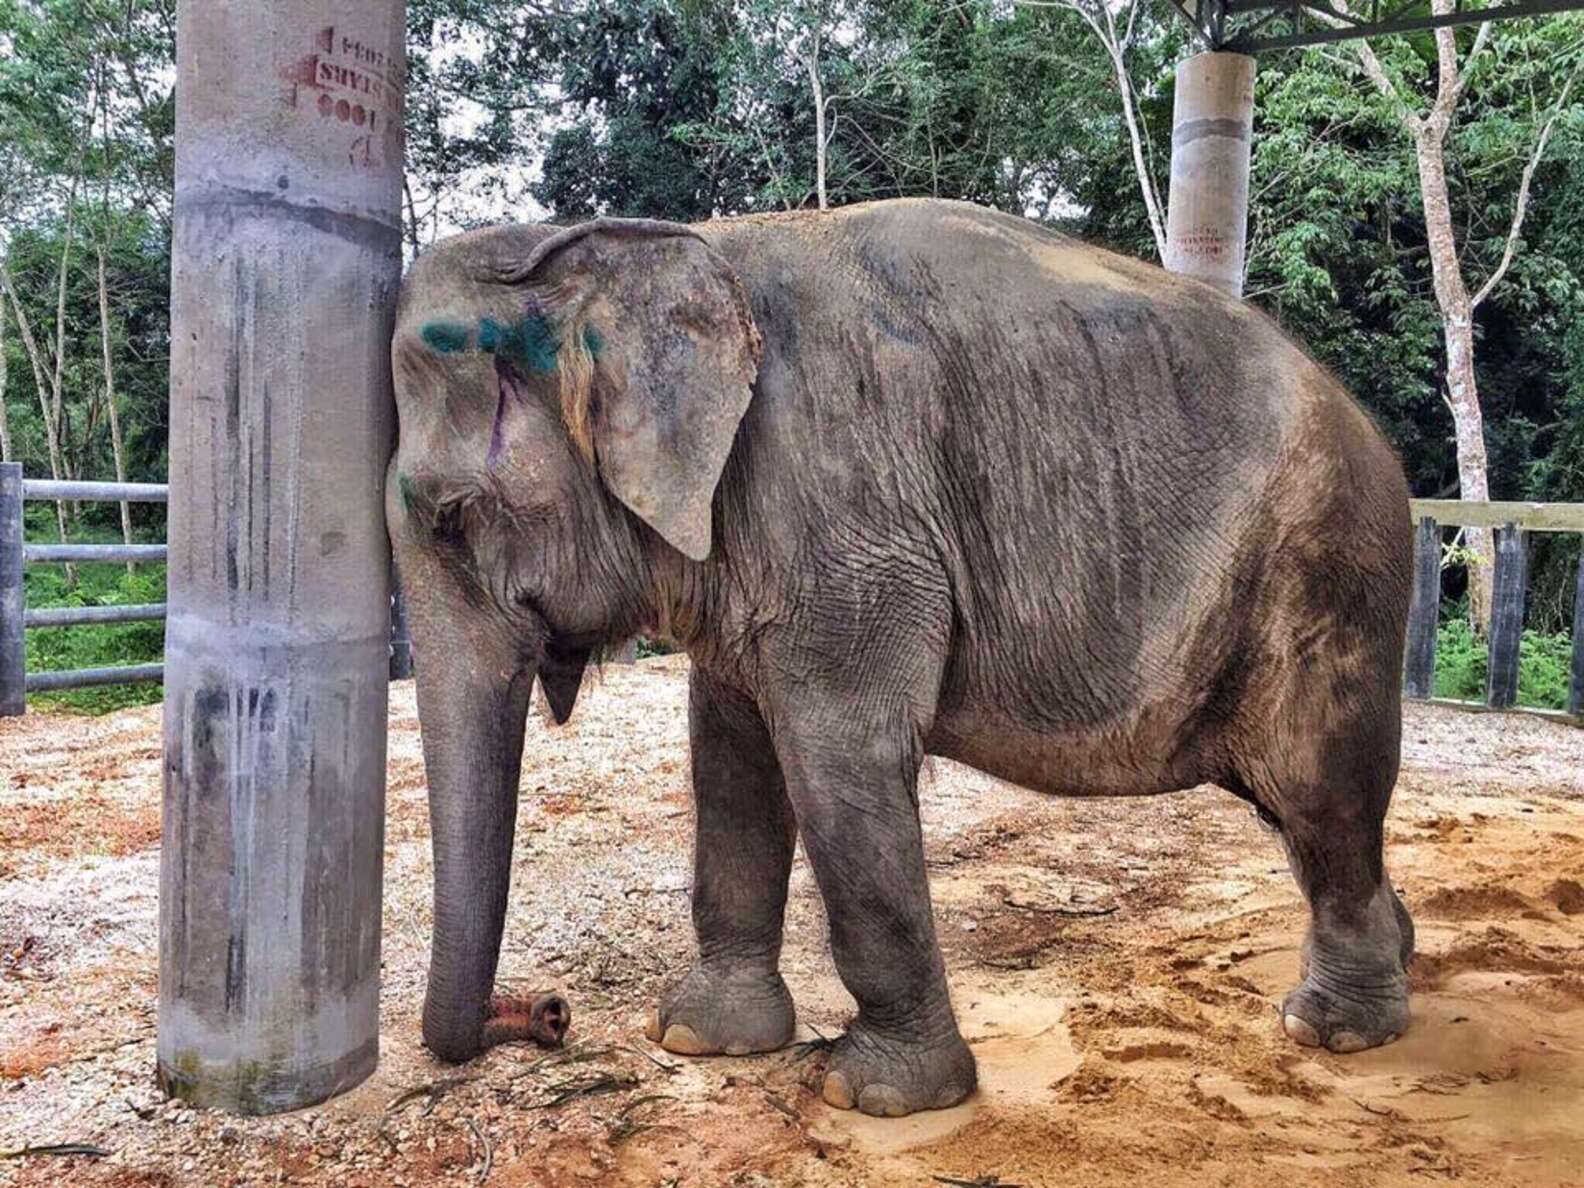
[386,199,1414,1117]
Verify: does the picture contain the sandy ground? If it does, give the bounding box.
[1,656,1582,1187]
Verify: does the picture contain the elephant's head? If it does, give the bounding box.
[386,217,761,1061]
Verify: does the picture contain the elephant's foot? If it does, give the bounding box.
[1281,963,1409,1054]
[1284,887,1413,1054]
[644,964,795,1057]
[820,1017,977,1117]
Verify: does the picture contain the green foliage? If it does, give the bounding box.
[2,210,172,486]
[634,636,674,659]
[18,502,165,714]
[1433,617,1574,711]
[24,559,165,715]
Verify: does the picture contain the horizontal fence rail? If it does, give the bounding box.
[2,462,413,716]
[22,479,169,504]
[27,663,164,693]
[24,603,167,628]
[24,543,168,565]
[1408,498,1584,534]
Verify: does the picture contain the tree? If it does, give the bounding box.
[1016,0,1173,257]
[404,0,564,246]
[1349,5,1584,624]
[0,0,174,538]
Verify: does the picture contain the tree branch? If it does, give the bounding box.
[1354,38,1421,136]
[1470,60,1581,309]
[1013,0,1165,257]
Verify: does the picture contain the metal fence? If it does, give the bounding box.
[1,462,412,717]
[3,460,1581,719]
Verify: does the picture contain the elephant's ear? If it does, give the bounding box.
[505,217,761,561]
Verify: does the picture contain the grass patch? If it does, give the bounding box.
[1433,618,1574,711]
[21,507,166,714]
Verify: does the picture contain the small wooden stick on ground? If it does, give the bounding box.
[482,992,572,1049]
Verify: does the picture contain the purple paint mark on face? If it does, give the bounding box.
[487,357,532,469]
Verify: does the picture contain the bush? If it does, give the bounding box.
[23,559,167,715]
[1433,617,1574,711]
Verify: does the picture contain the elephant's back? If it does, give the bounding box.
[703,199,1408,754]
[703,198,1308,437]
[702,198,1323,527]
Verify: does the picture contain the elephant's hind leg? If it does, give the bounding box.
[647,670,798,1057]
[1234,671,1413,1054]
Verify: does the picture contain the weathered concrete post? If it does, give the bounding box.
[1164,51,1256,299]
[158,2,406,1113]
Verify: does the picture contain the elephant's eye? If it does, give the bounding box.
[432,503,467,548]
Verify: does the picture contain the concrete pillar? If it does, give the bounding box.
[158,2,405,1113]
[1164,51,1256,299]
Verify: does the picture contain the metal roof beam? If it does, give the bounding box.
[1167,0,1584,52]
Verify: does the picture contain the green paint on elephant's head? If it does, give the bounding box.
[421,321,472,354]
[478,314,563,373]
[423,312,577,374]
[397,473,417,513]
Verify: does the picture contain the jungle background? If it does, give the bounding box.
[1,0,1582,709]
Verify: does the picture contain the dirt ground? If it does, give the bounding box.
[1,656,1582,1187]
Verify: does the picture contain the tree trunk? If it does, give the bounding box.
[1109,38,1167,259]
[1,267,76,587]
[806,40,828,211]
[51,201,81,530]
[0,293,11,462]
[97,247,135,572]
[402,175,423,257]
[1414,122,1493,628]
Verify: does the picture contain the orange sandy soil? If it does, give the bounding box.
[1,656,1582,1187]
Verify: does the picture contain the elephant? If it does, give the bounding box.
[386,197,1415,1119]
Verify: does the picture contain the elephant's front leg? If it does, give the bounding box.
[776,717,976,1117]
[646,672,798,1055]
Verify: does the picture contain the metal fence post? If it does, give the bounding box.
[0,462,24,717]
[1402,516,1439,700]
[389,567,413,680]
[1485,523,1527,710]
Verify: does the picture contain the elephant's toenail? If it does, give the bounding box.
[644,1011,663,1044]
[858,1084,909,1117]
[1328,1030,1368,1053]
[1283,1013,1322,1047]
[822,1070,855,1110]
[935,1082,969,1109]
[724,1042,751,1056]
[660,1023,711,1055]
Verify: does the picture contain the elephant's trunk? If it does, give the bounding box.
[411,621,534,1064]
